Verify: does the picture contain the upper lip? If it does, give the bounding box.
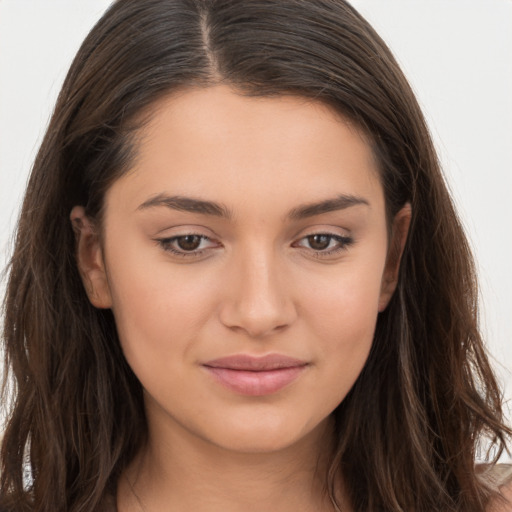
[203,354,308,371]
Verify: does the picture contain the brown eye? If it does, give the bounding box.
[176,235,202,251]
[307,234,332,250]
[156,233,219,258]
[293,232,354,257]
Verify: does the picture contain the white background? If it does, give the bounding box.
[0,0,511,458]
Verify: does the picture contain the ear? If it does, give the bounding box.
[70,206,112,309]
[378,203,412,312]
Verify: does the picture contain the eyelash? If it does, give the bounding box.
[155,232,354,259]
[155,234,217,258]
[294,233,354,259]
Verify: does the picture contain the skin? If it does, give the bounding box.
[72,85,411,512]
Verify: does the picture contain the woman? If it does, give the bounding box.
[1,1,510,511]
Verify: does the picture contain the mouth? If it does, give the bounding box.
[202,354,309,396]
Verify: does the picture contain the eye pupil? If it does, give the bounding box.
[177,235,202,251]
[308,234,331,250]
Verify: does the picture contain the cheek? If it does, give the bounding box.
[104,247,217,373]
[302,251,385,334]
[298,255,386,393]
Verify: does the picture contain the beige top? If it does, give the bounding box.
[479,463,512,487]
[480,464,512,511]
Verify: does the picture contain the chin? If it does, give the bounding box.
[203,411,330,455]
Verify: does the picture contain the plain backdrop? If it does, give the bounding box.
[0,0,511,460]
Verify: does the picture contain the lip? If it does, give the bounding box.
[202,354,309,396]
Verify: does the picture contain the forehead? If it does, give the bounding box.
[107,85,384,217]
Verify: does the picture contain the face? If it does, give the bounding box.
[73,85,410,454]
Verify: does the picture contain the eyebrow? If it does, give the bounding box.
[137,194,233,219]
[137,193,369,220]
[287,194,370,220]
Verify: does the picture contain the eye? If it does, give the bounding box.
[305,234,335,251]
[155,234,219,258]
[174,234,203,251]
[294,233,353,257]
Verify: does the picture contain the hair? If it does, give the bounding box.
[1,1,510,511]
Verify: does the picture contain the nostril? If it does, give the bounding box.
[218,298,296,338]
[217,254,298,337]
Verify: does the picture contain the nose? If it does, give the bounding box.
[218,246,297,338]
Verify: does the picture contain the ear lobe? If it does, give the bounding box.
[70,206,112,309]
[378,203,412,312]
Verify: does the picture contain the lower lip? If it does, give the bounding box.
[203,366,306,396]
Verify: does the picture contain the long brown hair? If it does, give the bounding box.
[1,1,510,510]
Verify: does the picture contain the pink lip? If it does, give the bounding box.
[202,354,309,396]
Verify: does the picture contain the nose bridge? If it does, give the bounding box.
[218,239,296,337]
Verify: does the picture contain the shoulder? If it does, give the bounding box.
[483,464,512,512]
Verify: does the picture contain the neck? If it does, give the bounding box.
[118,412,341,512]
